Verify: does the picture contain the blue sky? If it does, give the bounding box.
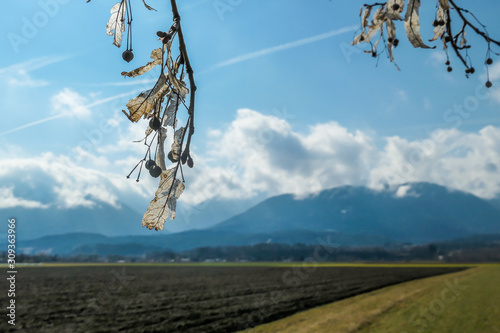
[1,1,500,232]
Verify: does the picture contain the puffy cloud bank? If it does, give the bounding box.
[184,109,500,204]
[0,153,151,209]
[1,108,499,209]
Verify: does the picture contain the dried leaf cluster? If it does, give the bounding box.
[95,0,156,62]
[93,0,196,231]
[352,0,500,84]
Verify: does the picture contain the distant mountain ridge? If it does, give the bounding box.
[489,197,500,212]
[5,182,500,255]
[212,182,500,243]
[13,231,392,255]
[1,203,149,240]
[0,197,262,240]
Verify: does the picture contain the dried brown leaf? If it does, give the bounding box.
[386,19,397,41]
[351,33,365,46]
[106,1,126,48]
[142,168,185,230]
[156,127,168,171]
[122,74,169,122]
[460,31,468,47]
[404,0,433,49]
[366,8,387,43]
[373,33,383,53]
[430,5,448,42]
[353,7,387,46]
[361,6,372,28]
[141,0,157,11]
[122,48,163,77]
[438,0,451,10]
[162,91,180,127]
[386,19,397,62]
[171,127,185,161]
[386,0,405,21]
[164,41,189,98]
[352,5,373,45]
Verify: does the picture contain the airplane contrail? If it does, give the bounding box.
[2,26,358,135]
[0,114,66,136]
[208,25,358,71]
[0,90,141,136]
[85,78,158,87]
[0,55,71,74]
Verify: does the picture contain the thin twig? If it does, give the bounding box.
[445,9,468,68]
[449,0,500,47]
[152,0,196,226]
[170,0,196,141]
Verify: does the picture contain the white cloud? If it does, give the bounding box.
[486,62,500,104]
[72,147,111,169]
[181,108,377,204]
[427,51,447,66]
[1,89,138,137]
[395,184,420,198]
[0,187,49,209]
[207,128,222,138]
[368,126,500,199]
[397,90,409,102]
[96,116,151,155]
[0,56,69,87]
[6,74,48,87]
[51,88,91,119]
[0,153,151,210]
[488,62,500,82]
[181,109,500,204]
[423,98,432,111]
[2,108,500,213]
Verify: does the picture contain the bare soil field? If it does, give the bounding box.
[1,265,466,332]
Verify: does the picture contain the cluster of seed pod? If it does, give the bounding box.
[353,0,499,87]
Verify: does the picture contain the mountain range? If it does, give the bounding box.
[0,196,262,239]
[4,182,500,256]
[212,182,500,242]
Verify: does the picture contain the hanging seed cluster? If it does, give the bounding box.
[94,0,196,231]
[352,0,499,87]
